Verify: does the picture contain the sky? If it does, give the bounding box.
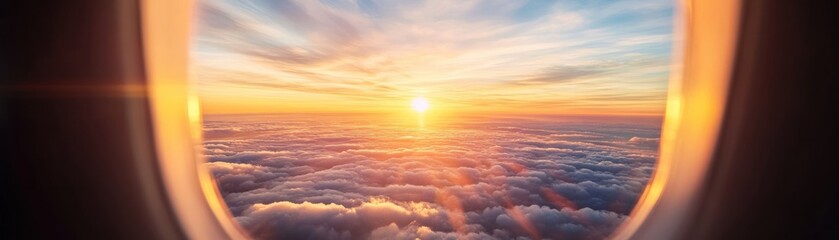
[191,0,674,116]
[204,114,661,239]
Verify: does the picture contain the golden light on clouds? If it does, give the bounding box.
[202,113,665,239]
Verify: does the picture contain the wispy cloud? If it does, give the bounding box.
[192,0,674,115]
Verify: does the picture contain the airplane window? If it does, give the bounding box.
[190,0,676,239]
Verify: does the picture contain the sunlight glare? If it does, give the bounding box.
[412,97,429,113]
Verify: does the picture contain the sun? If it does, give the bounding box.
[411,97,429,113]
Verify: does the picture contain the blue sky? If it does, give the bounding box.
[192,0,675,115]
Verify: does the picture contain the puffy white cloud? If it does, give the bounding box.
[203,115,660,239]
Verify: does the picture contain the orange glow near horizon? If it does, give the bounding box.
[196,94,667,117]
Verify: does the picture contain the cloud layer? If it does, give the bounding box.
[204,114,660,239]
